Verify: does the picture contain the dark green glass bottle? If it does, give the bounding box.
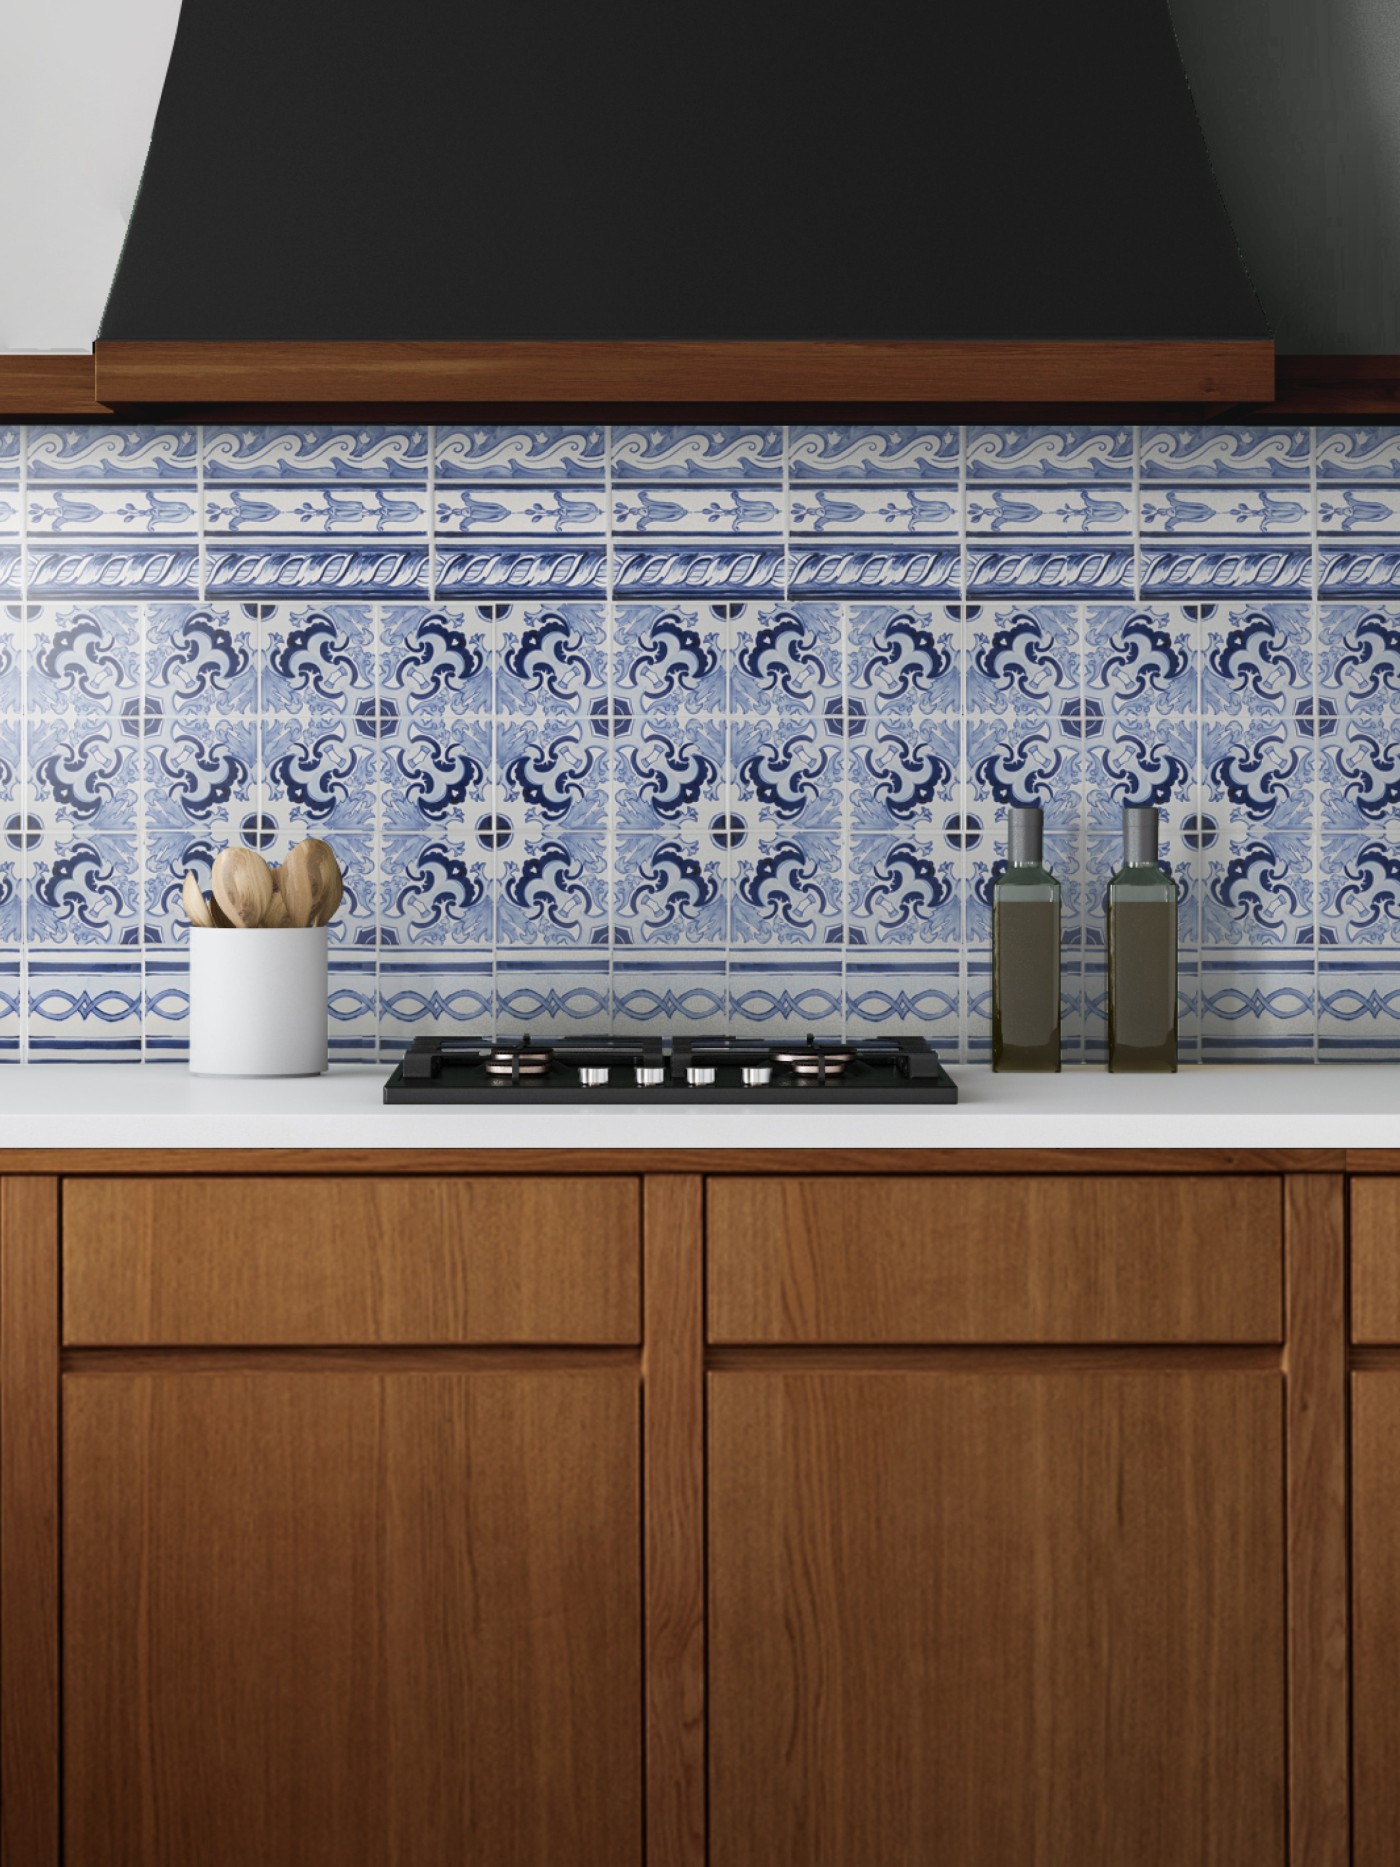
[1107,806,1178,1072]
[992,806,1061,1072]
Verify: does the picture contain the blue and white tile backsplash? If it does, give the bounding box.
[6,418,1400,1063]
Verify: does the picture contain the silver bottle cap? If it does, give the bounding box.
[1007,805,1044,867]
[1123,806,1159,866]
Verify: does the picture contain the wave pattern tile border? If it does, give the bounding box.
[3,421,1400,1061]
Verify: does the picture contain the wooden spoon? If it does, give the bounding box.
[212,847,276,928]
[280,838,344,928]
[262,890,290,928]
[182,869,215,929]
[207,890,233,928]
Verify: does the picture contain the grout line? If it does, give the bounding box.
[957,423,969,1064]
[838,594,850,1043]
[488,578,500,1039]
[138,600,148,1061]
[196,421,207,602]
[781,419,791,606]
[427,420,438,604]
[1132,417,1143,605]
[1076,591,1090,1068]
[604,421,616,1034]
[372,599,383,1063]
[17,423,28,1063]
[1310,421,1321,1065]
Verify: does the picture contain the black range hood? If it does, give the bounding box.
[95,0,1272,403]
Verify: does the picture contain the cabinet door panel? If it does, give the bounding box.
[64,1370,641,1867]
[708,1176,1283,1342]
[1350,1180,1400,1340]
[1353,1373,1400,1866]
[709,1371,1286,1867]
[63,1176,640,1344]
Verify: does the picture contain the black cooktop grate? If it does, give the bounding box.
[383,1033,958,1106]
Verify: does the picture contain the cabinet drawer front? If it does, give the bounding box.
[1351,1180,1400,1341]
[708,1176,1282,1343]
[63,1177,639,1345]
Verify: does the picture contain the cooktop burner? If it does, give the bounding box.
[383,1033,957,1105]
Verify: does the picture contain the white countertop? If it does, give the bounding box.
[0,1062,1393,1150]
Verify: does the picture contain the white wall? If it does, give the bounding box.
[0,0,181,350]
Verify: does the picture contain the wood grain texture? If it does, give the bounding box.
[1352,1374,1400,1866]
[708,1175,1284,1343]
[708,1369,1287,1867]
[62,1175,639,1344]
[0,1177,60,1867]
[0,354,107,415]
[0,1146,1345,1175]
[63,1368,642,1867]
[1284,1177,1350,1867]
[643,1177,705,1867]
[1346,1150,1400,1175]
[1349,1177,1400,1341]
[92,339,1275,404]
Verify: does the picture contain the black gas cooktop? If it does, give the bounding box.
[383,1033,957,1106]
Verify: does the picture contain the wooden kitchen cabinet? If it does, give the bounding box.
[63,1366,642,1867]
[709,1368,1287,1867]
[0,1153,1359,1866]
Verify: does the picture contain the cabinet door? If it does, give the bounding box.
[1353,1373,1400,1867]
[709,1371,1286,1867]
[64,1369,641,1867]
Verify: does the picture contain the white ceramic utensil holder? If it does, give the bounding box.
[189,926,329,1076]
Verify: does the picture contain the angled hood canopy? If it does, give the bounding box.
[95,0,1272,403]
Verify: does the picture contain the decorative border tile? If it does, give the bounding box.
[204,426,427,481]
[790,426,959,481]
[1140,427,1312,480]
[207,545,429,598]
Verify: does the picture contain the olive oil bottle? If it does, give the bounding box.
[992,806,1061,1071]
[1106,806,1178,1072]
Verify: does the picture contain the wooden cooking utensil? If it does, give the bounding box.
[207,890,233,928]
[182,870,215,929]
[212,847,276,929]
[280,838,343,928]
[262,890,290,928]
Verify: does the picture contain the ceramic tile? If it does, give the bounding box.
[614,835,726,946]
[436,426,605,482]
[204,485,427,536]
[378,953,495,1047]
[1138,484,1312,535]
[5,419,1400,1060]
[27,953,144,1058]
[1317,955,1400,1058]
[29,426,197,481]
[966,485,1133,535]
[204,426,427,481]
[1140,427,1311,480]
[789,484,958,536]
[730,832,843,948]
[726,954,844,1035]
[1200,952,1317,1060]
[844,953,962,1045]
[612,426,782,481]
[612,950,727,1027]
[847,603,961,710]
[494,955,612,1035]
[790,425,959,481]
[966,426,1133,480]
